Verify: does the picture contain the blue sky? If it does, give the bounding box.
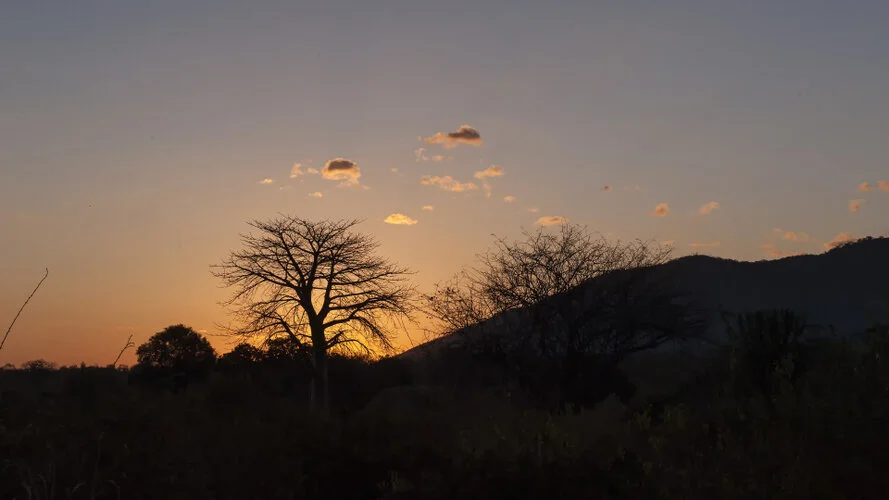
[2,1,888,364]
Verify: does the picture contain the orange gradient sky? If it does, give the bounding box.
[2,1,888,366]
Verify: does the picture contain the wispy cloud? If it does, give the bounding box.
[391,168,399,173]
[858,182,872,192]
[824,232,855,250]
[601,185,612,192]
[308,192,323,198]
[422,205,434,211]
[322,158,361,186]
[421,175,478,192]
[689,241,720,248]
[760,243,775,249]
[503,195,516,203]
[414,147,427,163]
[849,199,865,212]
[473,165,504,180]
[482,183,492,198]
[662,240,674,246]
[535,216,568,226]
[782,231,810,243]
[431,155,451,162]
[528,207,539,213]
[768,249,801,258]
[307,167,319,174]
[384,213,418,226]
[879,180,889,192]
[698,201,720,215]
[259,178,274,185]
[649,203,670,217]
[423,125,483,148]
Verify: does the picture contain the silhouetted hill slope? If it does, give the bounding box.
[403,237,889,360]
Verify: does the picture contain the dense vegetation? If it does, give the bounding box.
[1,313,888,499]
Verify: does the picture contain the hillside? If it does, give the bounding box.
[403,236,889,361]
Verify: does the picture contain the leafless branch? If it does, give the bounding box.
[111,334,135,367]
[1,267,49,353]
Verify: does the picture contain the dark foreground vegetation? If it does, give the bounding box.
[2,314,889,499]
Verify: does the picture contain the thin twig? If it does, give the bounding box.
[111,334,135,367]
[1,267,49,353]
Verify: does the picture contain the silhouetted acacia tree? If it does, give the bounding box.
[426,224,703,409]
[135,325,217,387]
[211,215,416,414]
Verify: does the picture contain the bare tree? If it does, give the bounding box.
[425,224,703,408]
[211,215,416,413]
[1,268,49,354]
[111,334,135,368]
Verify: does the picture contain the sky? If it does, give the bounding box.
[2,1,888,366]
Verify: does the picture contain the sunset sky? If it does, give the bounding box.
[2,1,888,366]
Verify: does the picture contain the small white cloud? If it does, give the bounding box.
[421,175,478,192]
[858,182,872,192]
[307,167,319,174]
[824,232,856,250]
[259,178,274,185]
[308,192,323,198]
[422,205,434,211]
[473,165,504,180]
[782,231,810,243]
[384,213,418,225]
[662,240,674,246]
[414,147,427,163]
[391,168,399,173]
[649,203,670,217]
[528,207,539,213]
[698,201,720,215]
[503,195,516,203]
[431,155,451,162]
[535,216,568,226]
[689,241,721,248]
[879,180,889,192]
[849,199,865,212]
[423,125,483,148]
[290,163,304,178]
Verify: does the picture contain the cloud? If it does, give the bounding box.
[698,201,720,215]
[391,168,399,173]
[423,125,483,148]
[649,203,670,217]
[421,175,478,192]
[307,167,319,174]
[662,240,674,246]
[414,147,427,163]
[308,192,323,198]
[384,213,418,226]
[473,165,504,180]
[259,178,274,185]
[422,205,434,211]
[689,241,721,248]
[782,231,810,243]
[431,155,451,162]
[858,182,872,192]
[824,232,856,250]
[768,249,801,258]
[601,185,612,192]
[528,207,540,213]
[290,163,304,178]
[503,195,516,203]
[482,183,492,197]
[535,216,568,226]
[849,199,865,212]
[760,243,775,249]
[879,180,889,192]
[322,158,361,186]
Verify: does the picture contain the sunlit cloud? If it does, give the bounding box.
[601,185,612,192]
[528,207,539,213]
[649,203,670,217]
[421,175,478,192]
[322,158,361,186]
[824,232,856,250]
[503,195,516,203]
[473,165,504,180]
[768,249,801,258]
[858,182,872,192]
[760,243,775,249]
[422,205,434,211]
[689,241,721,248]
[423,125,483,148]
[849,199,865,212]
[308,192,323,198]
[535,216,568,226]
[307,167,319,174]
[431,155,451,162]
[782,231,810,243]
[698,201,720,215]
[391,168,399,173]
[662,240,674,246]
[384,213,418,226]
[414,147,427,163]
[879,180,889,192]
[259,178,274,185]
[482,183,492,198]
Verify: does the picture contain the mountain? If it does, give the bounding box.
[402,236,889,361]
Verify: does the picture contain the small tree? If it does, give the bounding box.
[135,324,217,381]
[211,215,416,414]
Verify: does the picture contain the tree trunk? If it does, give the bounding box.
[310,324,330,415]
